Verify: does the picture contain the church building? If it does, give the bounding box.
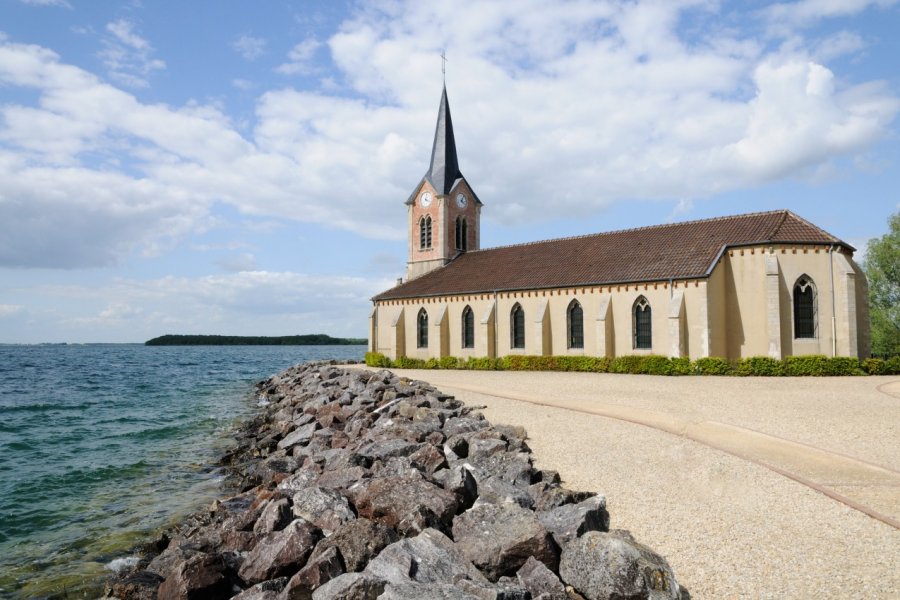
[369,88,870,361]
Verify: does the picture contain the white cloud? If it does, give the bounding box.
[0,1,898,270]
[217,252,258,272]
[20,0,71,7]
[276,39,321,75]
[764,0,898,26]
[99,19,165,88]
[233,34,266,61]
[0,304,23,317]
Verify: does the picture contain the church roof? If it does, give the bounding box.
[406,86,481,205]
[373,210,850,301]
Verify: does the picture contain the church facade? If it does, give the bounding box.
[369,88,870,361]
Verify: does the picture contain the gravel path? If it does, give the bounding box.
[393,369,900,599]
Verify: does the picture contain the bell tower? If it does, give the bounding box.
[405,86,482,281]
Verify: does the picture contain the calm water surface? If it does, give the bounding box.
[0,344,365,599]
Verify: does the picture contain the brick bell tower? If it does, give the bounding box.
[405,85,482,281]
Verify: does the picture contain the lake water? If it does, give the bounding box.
[0,344,366,599]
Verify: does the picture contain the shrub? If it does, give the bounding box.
[463,356,503,370]
[439,356,461,369]
[555,356,602,372]
[642,355,675,375]
[693,357,732,375]
[392,356,426,369]
[610,355,646,374]
[885,356,900,375]
[783,355,843,376]
[734,356,784,377]
[826,357,864,376]
[364,352,391,368]
[591,357,612,373]
[668,357,693,375]
[862,358,886,375]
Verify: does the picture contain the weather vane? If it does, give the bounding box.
[441,50,447,84]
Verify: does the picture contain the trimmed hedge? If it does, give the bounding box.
[363,351,900,376]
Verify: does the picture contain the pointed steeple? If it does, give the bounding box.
[426,85,462,195]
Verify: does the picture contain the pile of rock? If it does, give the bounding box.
[108,361,682,600]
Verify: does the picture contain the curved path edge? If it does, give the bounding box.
[433,381,900,531]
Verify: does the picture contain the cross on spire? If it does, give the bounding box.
[441,50,447,84]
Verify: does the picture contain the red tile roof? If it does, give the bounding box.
[372,210,849,301]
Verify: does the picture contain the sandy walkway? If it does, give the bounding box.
[381,369,900,600]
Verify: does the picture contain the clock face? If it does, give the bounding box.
[420,192,432,208]
[456,193,467,208]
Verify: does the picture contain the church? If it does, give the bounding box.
[368,87,870,362]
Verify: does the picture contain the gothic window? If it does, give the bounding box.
[567,300,584,349]
[793,276,817,339]
[417,308,428,348]
[511,303,525,349]
[455,216,468,251]
[419,216,432,250]
[462,305,474,349]
[633,296,651,349]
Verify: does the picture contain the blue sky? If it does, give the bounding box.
[0,0,898,343]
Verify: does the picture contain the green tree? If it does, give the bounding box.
[865,211,900,357]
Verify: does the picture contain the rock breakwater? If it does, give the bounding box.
[107,361,683,600]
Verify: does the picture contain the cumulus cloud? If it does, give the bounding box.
[20,0,71,7]
[0,1,898,271]
[233,34,266,61]
[276,39,321,75]
[763,0,898,26]
[99,19,165,88]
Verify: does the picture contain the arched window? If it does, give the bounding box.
[511,303,525,349]
[462,305,475,349]
[633,296,651,349]
[567,300,584,349]
[419,216,432,250]
[455,216,468,251]
[417,308,428,348]
[793,276,817,339]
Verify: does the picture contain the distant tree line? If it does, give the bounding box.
[145,334,367,346]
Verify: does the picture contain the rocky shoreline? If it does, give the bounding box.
[106,361,683,600]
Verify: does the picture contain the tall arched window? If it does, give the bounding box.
[462,305,475,348]
[417,308,428,348]
[419,216,432,250]
[455,216,468,251]
[633,296,652,349]
[567,300,584,349]
[511,303,525,349]
[793,276,817,339]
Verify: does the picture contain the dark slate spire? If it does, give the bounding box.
[426,85,462,195]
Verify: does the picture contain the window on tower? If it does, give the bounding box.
[455,217,468,251]
[419,215,432,250]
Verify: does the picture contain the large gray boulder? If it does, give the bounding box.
[292,486,356,536]
[310,572,385,600]
[452,502,558,582]
[516,556,567,600]
[379,582,484,599]
[559,531,680,600]
[349,475,458,536]
[157,552,230,600]
[238,519,321,585]
[278,423,319,450]
[537,495,609,547]
[364,528,487,586]
[310,518,399,572]
[281,545,345,600]
[254,498,293,534]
